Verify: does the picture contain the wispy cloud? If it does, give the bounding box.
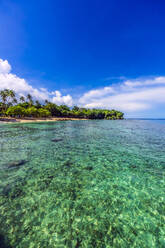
[79,86,115,104]
[123,76,165,88]
[79,77,165,114]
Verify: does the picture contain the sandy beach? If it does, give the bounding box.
[0,117,87,123]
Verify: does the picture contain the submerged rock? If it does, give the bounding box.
[130,164,138,169]
[7,159,28,169]
[63,160,73,167]
[85,166,93,171]
[2,177,26,198]
[2,183,24,199]
[51,138,63,142]
[2,184,12,197]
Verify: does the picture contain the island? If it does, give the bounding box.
[0,89,124,122]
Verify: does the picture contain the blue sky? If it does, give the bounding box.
[0,0,165,117]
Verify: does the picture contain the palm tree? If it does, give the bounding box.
[20,96,25,103]
[12,98,17,105]
[0,102,3,114]
[35,100,41,108]
[9,90,15,99]
[45,99,49,105]
[27,94,33,106]
[27,94,32,102]
[0,89,16,112]
[0,90,7,113]
[9,90,16,106]
[0,90,8,105]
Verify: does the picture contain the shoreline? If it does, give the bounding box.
[0,117,88,123]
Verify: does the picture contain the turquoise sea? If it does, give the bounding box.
[0,120,165,247]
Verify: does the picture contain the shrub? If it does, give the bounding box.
[6,106,26,117]
[38,108,51,117]
[45,103,61,116]
[25,107,39,117]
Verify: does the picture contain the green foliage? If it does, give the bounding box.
[17,102,29,109]
[6,106,26,117]
[72,105,79,111]
[26,107,39,117]
[6,106,51,118]
[44,103,61,116]
[35,100,42,109]
[59,105,70,111]
[38,108,51,117]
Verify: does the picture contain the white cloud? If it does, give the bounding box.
[0,58,73,106]
[79,77,165,113]
[52,91,73,106]
[79,86,115,104]
[123,76,165,88]
[0,59,11,74]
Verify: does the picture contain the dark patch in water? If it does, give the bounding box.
[0,234,12,248]
[130,165,138,169]
[10,187,24,199]
[1,184,12,197]
[85,166,93,171]
[47,175,54,180]
[75,237,82,248]
[31,136,40,141]
[41,175,54,187]
[11,125,41,133]
[51,138,63,142]
[7,160,28,169]
[2,180,25,199]
[63,160,73,168]
[42,128,57,131]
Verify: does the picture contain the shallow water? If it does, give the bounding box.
[0,120,165,248]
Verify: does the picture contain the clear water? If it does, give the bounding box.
[0,120,165,248]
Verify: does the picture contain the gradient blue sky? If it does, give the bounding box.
[0,0,165,117]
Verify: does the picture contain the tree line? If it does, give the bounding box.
[0,89,124,119]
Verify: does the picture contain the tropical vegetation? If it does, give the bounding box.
[0,89,124,119]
